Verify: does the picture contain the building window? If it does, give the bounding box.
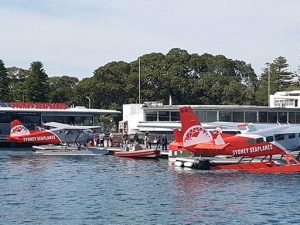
[296,113,300,123]
[233,111,244,122]
[245,111,257,122]
[145,111,157,121]
[75,116,93,125]
[289,112,296,124]
[219,111,232,122]
[158,111,170,121]
[195,110,206,122]
[0,114,12,123]
[171,111,180,121]
[278,112,287,123]
[207,111,217,122]
[268,112,277,123]
[259,112,268,123]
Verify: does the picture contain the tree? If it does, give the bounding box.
[0,59,10,102]
[272,56,295,90]
[7,66,29,101]
[24,61,49,102]
[48,76,79,104]
[256,56,295,105]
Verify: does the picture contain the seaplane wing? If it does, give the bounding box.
[43,122,101,130]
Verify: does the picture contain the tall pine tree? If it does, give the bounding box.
[24,61,49,102]
[256,56,295,105]
[0,59,10,102]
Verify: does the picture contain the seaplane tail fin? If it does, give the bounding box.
[180,106,213,148]
[173,128,183,142]
[168,128,184,151]
[10,119,30,137]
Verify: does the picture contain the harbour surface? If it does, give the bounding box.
[1,149,300,225]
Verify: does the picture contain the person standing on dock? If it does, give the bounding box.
[155,135,161,150]
[162,134,168,151]
[123,132,129,151]
[109,132,114,147]
[99,132,105,147]
[144,133,149,149]
[133,133,139,145]
[147,133,152,149]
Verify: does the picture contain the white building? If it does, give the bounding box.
[121,101,300,136]
[270,91,300,108]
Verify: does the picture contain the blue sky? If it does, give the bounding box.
[0,0,299,78]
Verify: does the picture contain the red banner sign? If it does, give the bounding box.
[11,102,68,109]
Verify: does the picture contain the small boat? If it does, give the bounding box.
[114,149,160,159]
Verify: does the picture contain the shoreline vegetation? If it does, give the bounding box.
[0,48,298,113]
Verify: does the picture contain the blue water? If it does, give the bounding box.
[1,149,300,225]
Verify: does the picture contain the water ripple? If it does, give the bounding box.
[1,150,300,225]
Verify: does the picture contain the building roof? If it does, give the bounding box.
[0,106,120,114]
[140,104,296,111]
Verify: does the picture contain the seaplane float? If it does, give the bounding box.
[169,106,300,173]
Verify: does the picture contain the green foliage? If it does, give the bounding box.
[256,56,295,106]
[3,50,299,110]
[48,76,79,105]
[24,61,49,102]
[7,66,29,101]
[0,60,10,101]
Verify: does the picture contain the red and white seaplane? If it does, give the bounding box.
[169,106,300,173]
[6,120,108,155]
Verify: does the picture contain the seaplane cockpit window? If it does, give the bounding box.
[256,138,264,144]
[65,130,73,135]
[288,133,296,139]
[247,139,254,145]
[275,134,284,141]
[266,136,274,142]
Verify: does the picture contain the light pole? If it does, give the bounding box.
[267,63,271,107]
[86,96,91,109]
[138,57,141,104]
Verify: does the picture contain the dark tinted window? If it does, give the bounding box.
[245,112,257,123]
[275,134,284,141]
[288,133,295,139]
[145,111,157,121]
[256,138,264,144]
[171,111,180,121]
[223,131,241,134]
[159,111,169,121]
[247,139,254,145]
[266,136,274,142]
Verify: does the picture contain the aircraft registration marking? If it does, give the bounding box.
[232,144,273,156]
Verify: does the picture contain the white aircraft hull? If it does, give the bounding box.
[32,145,108,156]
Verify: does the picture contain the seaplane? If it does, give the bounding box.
[169,106,300,173]
[6,120,108,156]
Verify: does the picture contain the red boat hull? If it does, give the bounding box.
[114,149,160,158]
